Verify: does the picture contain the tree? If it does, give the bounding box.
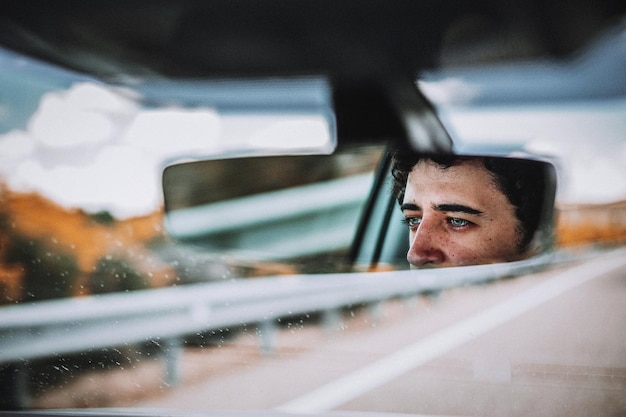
[4,235,78,301]
[88,256,148,294]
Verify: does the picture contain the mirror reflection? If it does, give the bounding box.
[162,145,556,274]
[162,144,385,274]
[392,151,556,268]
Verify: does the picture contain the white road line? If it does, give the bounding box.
[275,249,626,413]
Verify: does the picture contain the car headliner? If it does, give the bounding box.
[0,0,623,145]
[1,0,623,78]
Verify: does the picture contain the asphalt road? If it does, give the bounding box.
[135,249,626,416]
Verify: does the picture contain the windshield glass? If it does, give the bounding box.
[1,27,626,416]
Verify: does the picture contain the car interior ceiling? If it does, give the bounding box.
[0,0,615,237]
[2,0,624,75]
[1,1,624,149]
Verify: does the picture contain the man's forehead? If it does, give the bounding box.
[404,159,503,207]
[415,157,487,173]
[409,158,496,185]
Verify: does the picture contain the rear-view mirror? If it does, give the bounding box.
[162,147,556,273]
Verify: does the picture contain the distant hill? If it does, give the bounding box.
[0,185,173,303]
[556,200,626,247]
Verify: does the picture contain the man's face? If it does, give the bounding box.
[401,158,523,268]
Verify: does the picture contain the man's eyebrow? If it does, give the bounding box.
[400,203,420,211]
[434,203,483,215]
[400,202,483,216]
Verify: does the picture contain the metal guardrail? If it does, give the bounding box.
[165,173,374,259]
[0,251,565,369]
[3,246,621,409]
[166,173,373,238]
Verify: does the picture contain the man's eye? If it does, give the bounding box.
[448,217,471,228]
[402,217,421,228]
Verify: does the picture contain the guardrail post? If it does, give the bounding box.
[400,294,416,310]
[16,363,31,409]
[423,289,442,303]
[323,308,342,332]
[368,301,383,322]
[257,320,276,355]
[0,363,30,410]
[163,338,182,386]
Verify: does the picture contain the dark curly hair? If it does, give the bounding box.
[391,149,553,253]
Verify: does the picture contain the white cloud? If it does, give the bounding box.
[10,146,160,218]
[28,83,137,149]
[556,141,626,204]
[1,82,159,218]
[0,130,35,165]
[66,82,137,113]
[240,115,332,151]
[123,108,220,159]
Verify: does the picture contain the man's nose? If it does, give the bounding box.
[407,218,445,267]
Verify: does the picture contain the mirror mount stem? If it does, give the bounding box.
[384,77,454,154]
